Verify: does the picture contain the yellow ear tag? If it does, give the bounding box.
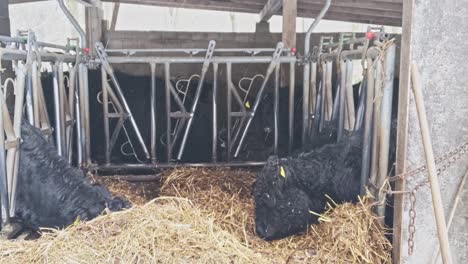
[280,166,286,178]
[245,101,251,109]
[73,215,81,226]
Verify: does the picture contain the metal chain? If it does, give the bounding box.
[399,142,468,255]
[388,142,468,183]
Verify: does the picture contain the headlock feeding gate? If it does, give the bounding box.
[0,0,397,227]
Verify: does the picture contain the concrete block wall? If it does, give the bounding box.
[401,0,468,263]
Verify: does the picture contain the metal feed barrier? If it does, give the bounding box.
[305,27,397,219]
[94,41,296,170]
[0,30,85,226]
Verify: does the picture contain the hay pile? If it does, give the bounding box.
[160,168,392,263]
[0,168,392,264]
[0,197,265,264]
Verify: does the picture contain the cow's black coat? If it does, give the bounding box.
[254,133,363,240]
[15,122,128,229]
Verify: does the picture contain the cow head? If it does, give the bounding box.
[253,156,313,240]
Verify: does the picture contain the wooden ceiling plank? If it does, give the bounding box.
[259,0,283,22]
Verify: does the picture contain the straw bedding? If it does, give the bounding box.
[0,168,392,264]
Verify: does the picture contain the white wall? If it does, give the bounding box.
[9,0,85,45]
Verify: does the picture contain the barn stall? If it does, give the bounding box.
[1,0,467,263]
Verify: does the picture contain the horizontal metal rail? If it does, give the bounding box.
[105,48,292,55]
[94,161,266,171]
[102,56,297,64]
[0,48,76,62]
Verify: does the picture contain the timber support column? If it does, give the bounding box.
[281,0,296,87]
[85,2,103,57]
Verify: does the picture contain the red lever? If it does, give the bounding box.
[84,47,90,54]
[366,32,375,40]
[291,47,297,55]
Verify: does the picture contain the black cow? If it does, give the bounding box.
[254,132,363,240]
[15,122,128,230]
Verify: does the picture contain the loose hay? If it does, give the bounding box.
[0,168,392,264]
[160,168,392,263]
[0,197,265,264]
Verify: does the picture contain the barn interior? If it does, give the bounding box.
[1,0,468,263]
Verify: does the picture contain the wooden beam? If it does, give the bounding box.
[282,0,296,48]
[281,0,296,87]
[8,0,48,4]
[259,0,282,22]
[99,0,402,26]
[85,5,103,54]
[110,3,121,31]
[297,9,402,26]
[392,0,414,262]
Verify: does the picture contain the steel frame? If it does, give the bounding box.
[95,41,296,167]
[0,30,82,227]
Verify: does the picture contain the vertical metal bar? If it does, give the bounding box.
[376,44,396,217]
[226,63,232,162]
[25,70,34,125]
[164,63,172,162]
[81,64,91,165]
[101,66,111,164]
[345,60,355,131]
[0,88,10,224]
[337,60,346,141]
[303,0,331,142]
[212,63,218,162]
[311,79,322,138]
[66,65,76,162]
[302,60,310,145]
[319,62,326,132]
[309,61,317,136]
[150,63,157,163]
[53,64,64,156]
[331,74,341,122]
[274,64,279,155]
[355,79,367,130]
[77,63,87,166]
[369,60,382,188]
[74,88,83,165]
[9,68,26,216]
[57,62,67,155]
[325,61,333,121]
[411,62,453,264]
[177,41,215,160]
[31,61,40,128]
[360,58,375,195]
[288,61,295,154]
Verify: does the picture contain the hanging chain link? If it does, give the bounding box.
[383,142,468,255]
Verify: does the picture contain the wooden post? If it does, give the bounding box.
[85,4,103,56]
[411,63,453,264]
[392,1,414,262]
[281,0,296,88]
